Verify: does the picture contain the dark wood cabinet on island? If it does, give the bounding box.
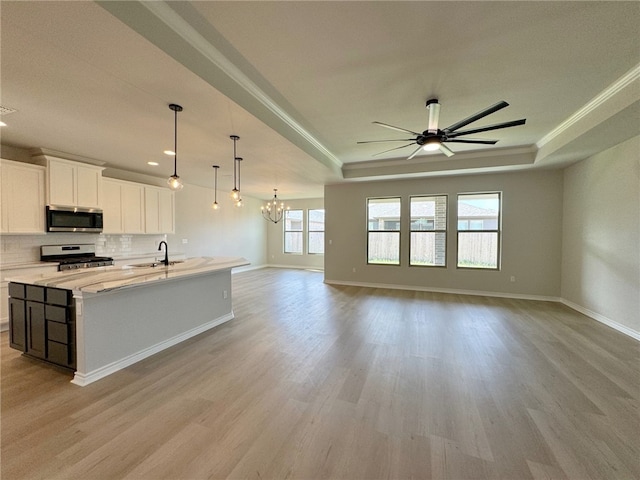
[8,282,76,369]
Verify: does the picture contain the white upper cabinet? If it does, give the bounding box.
[76,164,103,208]
[44,157,103,208]
[102,179,174,234]
[102,178,144,234]
[144,186,175,234]
[0,159,46,234]
[121,183,145,234]
[102,179,124,234]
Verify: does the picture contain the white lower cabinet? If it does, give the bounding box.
[102,179,174,234]
[0,159,46,234]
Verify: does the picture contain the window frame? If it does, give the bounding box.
[366,196,401,266]
[283,209,304,255]
[456,192,502,270]
[409,194,448,268]
[307,208,325,255]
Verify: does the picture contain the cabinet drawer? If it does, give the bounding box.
[45,304,68,323]
[47,288,72,306]
[8,282,26,299]
[47,320,69,343]
[26,285,45,302]
[47,340,74,368]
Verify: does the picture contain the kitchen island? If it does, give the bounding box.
[7,256,249,386]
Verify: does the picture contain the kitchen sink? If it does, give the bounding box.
[128,260,184,268]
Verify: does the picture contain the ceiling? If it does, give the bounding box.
[1,1,638,200]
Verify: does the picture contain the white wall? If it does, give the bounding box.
[325,169,564,298]
[167,183,267,269]
[561,135,640,337]
[266,197,324,269]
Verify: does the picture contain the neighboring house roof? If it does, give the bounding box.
[368,201,497,218]
[457,203,498,218]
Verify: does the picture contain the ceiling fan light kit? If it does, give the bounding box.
[359,98,526,159]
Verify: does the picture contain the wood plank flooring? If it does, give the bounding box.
[1,268,638,479]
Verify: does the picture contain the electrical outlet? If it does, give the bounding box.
[181,238,188,244]
[352,267,356,273]
[510,276,516,282]
[223,290,228,299]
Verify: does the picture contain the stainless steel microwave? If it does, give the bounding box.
[46,206,103,233]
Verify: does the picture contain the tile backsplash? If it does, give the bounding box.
[1,233,167,265]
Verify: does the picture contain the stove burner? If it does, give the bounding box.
[57,256,114,271]
[40,244,114,271]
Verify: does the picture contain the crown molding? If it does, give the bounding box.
[140,1,343,170]
[537,63,640,149]
[29,147,106,166]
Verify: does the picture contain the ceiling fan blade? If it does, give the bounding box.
[439,144,455,157]
[407,145,424,160]
[357,138,416,144]
[443,100,509,133]
[445,138,498,145]
[372,121,421,136]
[372,142,417,157]
[427,99,440,133]
[446,119,526,137]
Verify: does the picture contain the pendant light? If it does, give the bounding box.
[167,103,184,191]
[212,165,220,210]
[235,157,243,207]
[261,189,289,223]
[230,135,240,200]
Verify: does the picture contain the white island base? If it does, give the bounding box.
[73,267,235,386]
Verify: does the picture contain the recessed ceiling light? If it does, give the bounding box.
[164,150,176,156]
[0,121,6,127]
[147,161,159,166]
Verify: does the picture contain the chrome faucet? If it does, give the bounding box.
[158,241,169,266]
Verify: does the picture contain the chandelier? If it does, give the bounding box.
[261,189,289,223]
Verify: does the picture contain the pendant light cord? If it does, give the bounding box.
[173,107,178,177]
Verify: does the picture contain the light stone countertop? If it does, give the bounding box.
[1,261,58,270]
[6,257,249,294]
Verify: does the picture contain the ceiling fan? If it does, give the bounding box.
[358,99,526,159]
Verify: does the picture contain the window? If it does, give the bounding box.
[308,209,325,254]
[457,192,501,269]
[284,209,303,254]
[410,195,447,267]
[367,197,400,265]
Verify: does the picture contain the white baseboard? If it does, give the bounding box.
[232,264,267,274]
[560,299,640,341]
[323,278,560,302]
[0,320,7,333]
[325,278,639,341]
[71,311,235,386]
[267,264,324,271]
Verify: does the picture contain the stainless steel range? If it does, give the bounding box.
[41,244,114,271]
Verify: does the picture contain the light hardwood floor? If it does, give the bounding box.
[1,268,638,480]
